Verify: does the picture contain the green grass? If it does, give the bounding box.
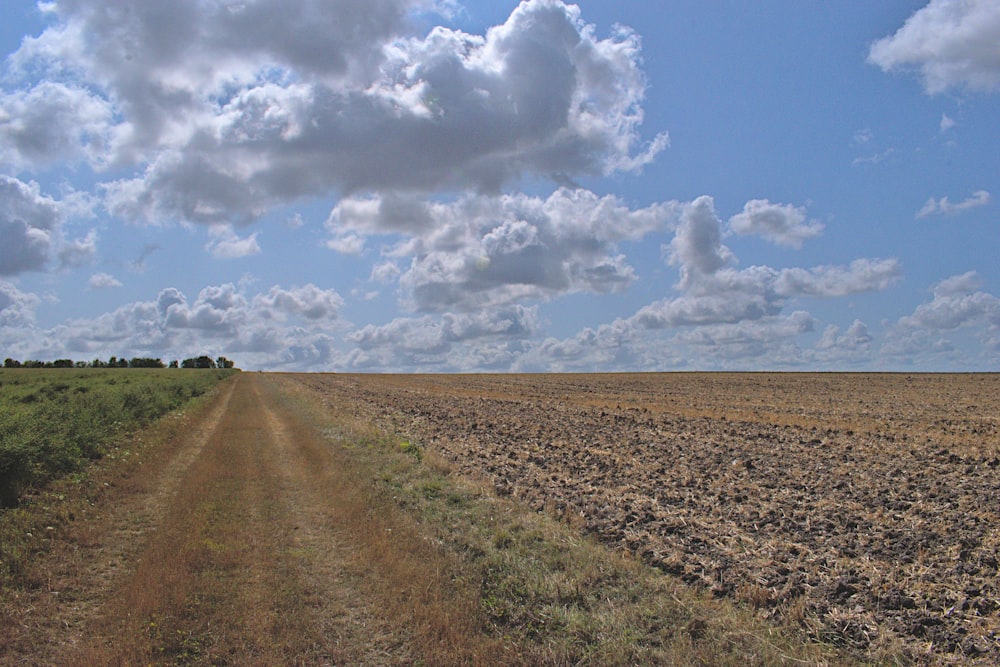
[0,368,235,507]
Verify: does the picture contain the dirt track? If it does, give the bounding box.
[2,374,412,665]
[292,372,1000,665]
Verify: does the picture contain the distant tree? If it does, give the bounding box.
[91,358,105,368]
[129,357,165,368]
[181,355,216,369]
[23,360,45,368]
[216,356,235,369]
[168,360,179,369]
[52,359,74,368]
[75,361,89,368]
[4,358,20,368]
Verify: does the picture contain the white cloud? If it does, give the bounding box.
[7,282,346,369]
[0,175,63,275]
[88,272,123,289]
[671,311,815,362]
[205,224,262,259]
[667,196,735,288]
[0,82,113,169]
[932,270,982,297]
[882,272,1000,368]
[370,261,402,283]
[58,229,98,269]
[0,282,40,328]
[771,259,902,298]
[915,189,991,218]
[344,306,539,370]
[898,272,1000,331]
[852,148,898,166]
[513,196,901,371]
[252,284,343,321]
[869,0,1000,94]
[811,320,874,366]
[15,0,666,226]
[852,128,873,145]
[331,187,672,311]
[940,112,956,131]
[728,199,824,249]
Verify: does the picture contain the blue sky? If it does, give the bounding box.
[1,0,998,371]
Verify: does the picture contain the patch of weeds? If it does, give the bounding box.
[419,479,443,500]
[399,439,422,461]
[146,614,212,665]
[492,528,514,550]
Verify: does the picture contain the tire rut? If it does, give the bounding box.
[64,374,408,665]
[1,377,238,666]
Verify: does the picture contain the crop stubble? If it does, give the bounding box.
[295,372,1000,664]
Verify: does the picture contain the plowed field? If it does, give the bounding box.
[292,372,1000,664]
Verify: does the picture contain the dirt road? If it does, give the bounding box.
[3,374,419,665]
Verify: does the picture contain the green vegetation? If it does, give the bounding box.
[4,355,236,369]
[0,368,236,507]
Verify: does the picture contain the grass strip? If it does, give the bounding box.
[0,368,235,507]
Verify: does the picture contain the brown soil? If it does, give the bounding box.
[290,372,1000,665]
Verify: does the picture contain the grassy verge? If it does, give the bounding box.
[270,375,852,666]
[0,368,236,507]
[0,370,235,584]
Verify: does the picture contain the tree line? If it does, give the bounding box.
[3,355,236,370]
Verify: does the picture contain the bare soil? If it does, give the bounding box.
[292,372,1000,665]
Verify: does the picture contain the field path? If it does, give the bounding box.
[11,373,413,666]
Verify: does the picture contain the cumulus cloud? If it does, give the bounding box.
[771,259,902,298]
[13,0,666,226]
[509,195,901,371]
[728,199,824,249]
[344,306,539,370]
[0,175,65,275]
[370,261,402,284]
[915,190,991,218]
[667,196,735,288]
[205,224,262,259]
[0,82,113,169]
[643,196,899,328]
[28,282,346,369]
[330,187,672,311]
[882,272,1000,368]
[898,272,1000,331]
[671,311,816,362]
[253,284,344,320]
[330,192,902,371]
[88,272,123,289]
[0,282,41,327]
[868,0,1000,94]
[812,320,874,366]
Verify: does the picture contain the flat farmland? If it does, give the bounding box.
[293,372,1000,664]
